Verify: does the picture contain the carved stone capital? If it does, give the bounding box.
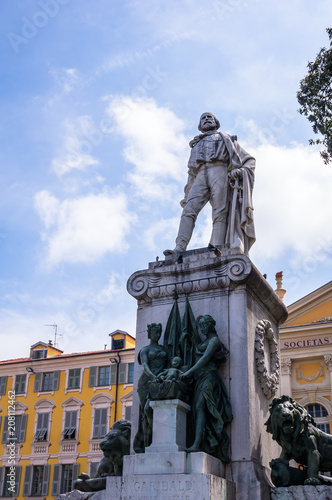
[281,358,292,375]
[324,354,332,370]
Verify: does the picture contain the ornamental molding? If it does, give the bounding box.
[296,366,324,382]
[324,354,332,369]
[281,358,292,375]
[255,319,280,399]
[127,255,251,302]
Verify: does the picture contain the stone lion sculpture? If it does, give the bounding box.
[265,395,332,486]
[74,419,131,492]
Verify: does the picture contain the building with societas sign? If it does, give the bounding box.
[0,330,135,499]
[279,279,332,434]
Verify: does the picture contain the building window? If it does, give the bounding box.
[2,414,27,443]
[67,369,81,389]
[89,366,111,387]
[51,464,79,496]
[34,412,50,441]
[31,465,46,496]
[14,374,27,394]
[1,466,21,496]
[307,404,328,418]
[34,371,60,392]
[93,408,108,439]
[98,366,110,386]
[32,349,47,359]
[317,422,330,433]
[0,376,7,395]
[42,372,54,392]
[22,465,49,497]
[307,404,330,434]
[128,363,134,384]
[61,465,75,493]
[112,338,124,350]
[62,411,77,440]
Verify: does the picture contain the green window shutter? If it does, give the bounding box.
[0,466,5,496]
[17,374,26,393]
[68,370,74,388]
[0,376,7,395]
[34,373,42,392]
[93,408,107,438]
[14,466,21,496]
[68,368,81,389]
[100,408,107,437]
[23,465,32,497]
[1,416,8,443]
[35,413,49,440]
[110,365,117,385]
[71,464,79,490]
[15,375,26,393]
[51,464,61,496]
[53,371,60,390]
[64,411,71,428]
[118,363,127,384]
[19,414,28,443]
[63,411,77,439]
[93,409,101,438]
[89,367,97,387]
[71,410,77,428]
[125,406,132,421]
[74,368,81,388]
[42,465,50,496]
[43,413,50,440]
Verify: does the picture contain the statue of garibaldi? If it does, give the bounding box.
[166,112,256,255]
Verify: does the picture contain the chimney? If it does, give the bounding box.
[275,271,286,301]
[48,340,53,346]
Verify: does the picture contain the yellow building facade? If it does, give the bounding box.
[279,280,332,434]
[0,331,135,499]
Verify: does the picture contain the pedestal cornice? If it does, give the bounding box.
[127,247,288,324]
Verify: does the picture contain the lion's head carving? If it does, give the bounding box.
[265,395,314,445]
[99,419,131,468]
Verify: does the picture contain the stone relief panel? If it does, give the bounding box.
[255,319,280,399]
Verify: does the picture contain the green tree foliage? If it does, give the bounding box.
[297,28,332,164]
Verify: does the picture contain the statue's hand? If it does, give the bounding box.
[229,168,242,180]
[180,199,187,208]
[179,371,191,380]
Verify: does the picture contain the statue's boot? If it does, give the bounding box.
[209,221,227,247]
[164,215,195,254]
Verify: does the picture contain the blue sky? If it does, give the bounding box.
[1,0,332,359]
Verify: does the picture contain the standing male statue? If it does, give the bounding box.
[166,112,256,255]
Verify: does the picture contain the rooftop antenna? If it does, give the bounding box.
[44,324,63,348]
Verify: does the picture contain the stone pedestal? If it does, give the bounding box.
[271,485,332,499]
[146,399,190,453]
[127,247,288,500]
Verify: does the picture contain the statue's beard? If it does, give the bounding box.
[200,122,216,132]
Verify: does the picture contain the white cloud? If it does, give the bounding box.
[51,116,100,176]
[34,190,136,266]
[250,140,332,264]
[50,67,82,94]
[105,96,189,201]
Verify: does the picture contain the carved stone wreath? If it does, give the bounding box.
[255,319,280,399]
